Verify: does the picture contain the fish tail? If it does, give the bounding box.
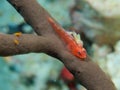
[47,17,73,44]
[47,17,62,34]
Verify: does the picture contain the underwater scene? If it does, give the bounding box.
[0,0,120,90]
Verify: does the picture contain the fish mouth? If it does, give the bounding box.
[76,54,86,59]
[80,51,87,59]
[79,53,86,59]
[80,55,86,59]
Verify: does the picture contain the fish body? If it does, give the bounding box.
[47,17,86,59]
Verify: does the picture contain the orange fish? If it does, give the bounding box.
[14,32,22,37]
[47,17,86,59]
[14,39,19,45]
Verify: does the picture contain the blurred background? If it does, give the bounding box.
[0,0,120,90]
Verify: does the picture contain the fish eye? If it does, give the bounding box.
[78,51,81,55]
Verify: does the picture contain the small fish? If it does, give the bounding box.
[14,39,19,45]
[47,17,86,59]
[14,32,22,37]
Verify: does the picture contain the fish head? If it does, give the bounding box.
[73,46,86,59]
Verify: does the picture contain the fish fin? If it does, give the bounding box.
[69,32,83,46]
